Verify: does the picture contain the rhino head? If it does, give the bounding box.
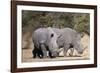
[73,33,84,54]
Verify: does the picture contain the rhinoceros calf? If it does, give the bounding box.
[32,27,59,58]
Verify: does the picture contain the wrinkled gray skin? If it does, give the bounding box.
[53,28,84,57]
[32,27,59,58]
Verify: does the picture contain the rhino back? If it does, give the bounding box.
[52,28,61,36]
[32,28,47,48]
[60,28,77,43]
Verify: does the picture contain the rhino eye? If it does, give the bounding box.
[51,33,54,38]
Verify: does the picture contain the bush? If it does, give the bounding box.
[22,10,90,35]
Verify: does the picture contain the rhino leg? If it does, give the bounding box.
[63,44,70,57]
[68,44,74,56]
[40,44,47,58]
[32,45,44,58]
[32,45,39,58]
[37,49,43,58]
[68,48,74,56]
[32,49,37,58]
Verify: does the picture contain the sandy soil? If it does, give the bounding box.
[22,34,90,62]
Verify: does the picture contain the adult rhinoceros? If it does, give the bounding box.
[32,27,59,58]
[52,28,84,57]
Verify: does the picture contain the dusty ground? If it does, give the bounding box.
[22,34,90,62]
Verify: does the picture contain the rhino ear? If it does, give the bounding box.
[51,33,54,38]
[80,33,84,38]
[79,32,84,38]
[77,32,84,38]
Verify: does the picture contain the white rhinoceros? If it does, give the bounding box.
[32,27,59,58]
[52,28,84,57]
